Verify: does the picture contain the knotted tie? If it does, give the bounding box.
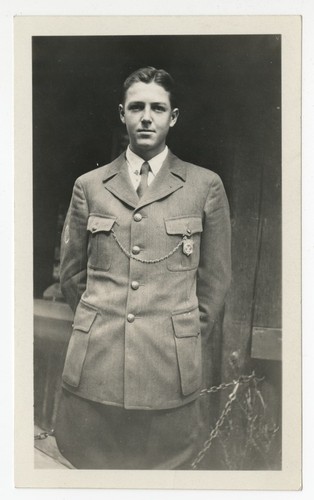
[137,161,150,198]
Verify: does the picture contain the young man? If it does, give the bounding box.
[55,67,231,469]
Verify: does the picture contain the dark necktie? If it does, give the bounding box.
[137,161,150,198]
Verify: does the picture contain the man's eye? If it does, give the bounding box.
[129,105,142,111]
[153,106,166,112]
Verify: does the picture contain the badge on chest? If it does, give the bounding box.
[182,235,194,256]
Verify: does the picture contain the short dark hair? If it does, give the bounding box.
[121,66,177,108]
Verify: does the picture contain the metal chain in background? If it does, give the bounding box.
[191,371,264,469]
[199,373,261,396]
[34,429,55,440]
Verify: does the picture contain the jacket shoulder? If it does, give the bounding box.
[75,168,102,187]
[186,161,219,179]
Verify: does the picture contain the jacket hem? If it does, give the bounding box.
[61,382,202,410]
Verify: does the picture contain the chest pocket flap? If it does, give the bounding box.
[165,216,203,236]
[87,214,116,234]
[164,216,203,271]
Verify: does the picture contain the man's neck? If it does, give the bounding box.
[129,145,167,162]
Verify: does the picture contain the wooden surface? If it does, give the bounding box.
[34,298,73,320]
[34,299,73,430]
[251,327,282,361]
[221,106,281,379]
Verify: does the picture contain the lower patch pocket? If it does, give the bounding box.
[62,302,98,387]
[172,307,202,396]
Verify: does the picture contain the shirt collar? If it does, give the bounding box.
[126,145,168,176]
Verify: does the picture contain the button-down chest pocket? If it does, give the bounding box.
[164,216,203,271]
[87,214,116,270]
[62,302,98,387]
[172,307,202,396]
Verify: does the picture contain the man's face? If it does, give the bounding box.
[119,81,179,160]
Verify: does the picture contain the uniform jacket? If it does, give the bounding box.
[60,150,231,410]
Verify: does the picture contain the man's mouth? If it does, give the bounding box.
[137,129,155,133]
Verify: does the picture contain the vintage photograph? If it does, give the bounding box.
[14,15,301,490]
[33,34,281,471]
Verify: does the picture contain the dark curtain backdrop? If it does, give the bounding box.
[33,35,281,297]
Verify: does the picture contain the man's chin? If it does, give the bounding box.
[130,141,165,160]
[133,140,156,151]
[136,137,155,145]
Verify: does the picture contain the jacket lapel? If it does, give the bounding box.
[102,153,139,209]
[102,150,186,210]
[137,151,186,209]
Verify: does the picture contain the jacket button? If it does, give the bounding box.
[134,213,142,222]
[132,245,140,255]
[131,281,139,290]
[127,313,135,323]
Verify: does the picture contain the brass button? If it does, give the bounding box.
[131,281,139,290]
[132,245,140,255]
[134,213,143,222]
[127,313,135,323]
[186,228,192,235]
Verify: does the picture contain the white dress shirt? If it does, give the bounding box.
[125,145,168,191]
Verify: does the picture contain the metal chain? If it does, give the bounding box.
[191,382,240,469]
[199,373,263,396]
[111,229,185,264]
[34,429,55,440]
[191,372,263,469]
[199,381,236,395]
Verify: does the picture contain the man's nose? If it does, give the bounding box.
[141,106,152,123]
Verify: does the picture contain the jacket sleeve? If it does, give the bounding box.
[197,173,231,335]
[60,178,89,312]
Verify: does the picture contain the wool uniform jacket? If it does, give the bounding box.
[60,150,231,411]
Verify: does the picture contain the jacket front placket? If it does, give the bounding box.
[103,155,186,408]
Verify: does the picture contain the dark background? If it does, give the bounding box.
[33,35,280,298]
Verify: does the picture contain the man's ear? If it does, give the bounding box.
[119,104,125,124]
[169,108,179,128]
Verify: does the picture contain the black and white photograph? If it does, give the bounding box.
[14,15,301,490]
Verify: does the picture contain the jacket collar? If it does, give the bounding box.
[102,150,186,209]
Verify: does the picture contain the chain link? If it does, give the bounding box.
[111,229,185,264]
[191,372,263,469]
[200,381,236,395]
[34,429,55,440]
[199,373,263,396]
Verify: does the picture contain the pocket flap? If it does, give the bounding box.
[165,216,203,236]
[87,214,116,234]
[73,302,98,332]
[172,307,200,338]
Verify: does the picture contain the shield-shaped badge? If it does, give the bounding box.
[182,237,194,256]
